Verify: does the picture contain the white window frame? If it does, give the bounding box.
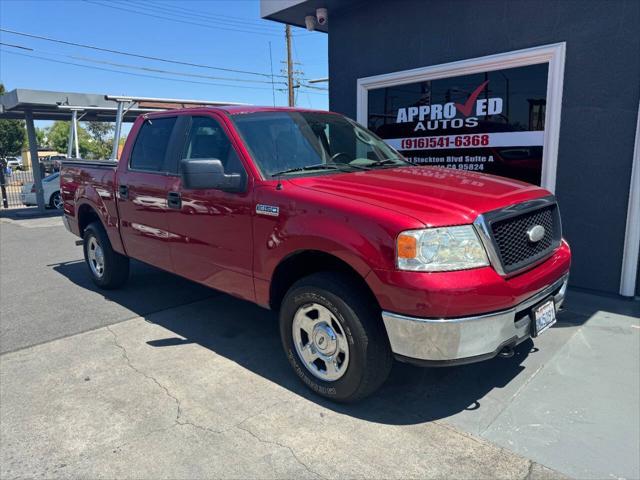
[356,43,566,192]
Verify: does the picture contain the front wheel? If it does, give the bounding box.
[279,272,392,403]
[83,221,130,289]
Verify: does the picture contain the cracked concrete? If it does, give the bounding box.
[1,315,565,479]
[106,325,183,424]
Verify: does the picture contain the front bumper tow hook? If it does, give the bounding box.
[498,346,515,358]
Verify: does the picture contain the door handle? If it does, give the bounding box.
[167,191,182,209]
[118,184,128,199]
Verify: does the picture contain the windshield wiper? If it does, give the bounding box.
[271,162,361,177]
[365,158,410,168]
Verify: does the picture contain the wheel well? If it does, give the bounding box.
[269,250,379,311]
[77,204,100,238]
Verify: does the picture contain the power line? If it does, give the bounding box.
[130,0,312,36]
[0,42,31,51]
[276,88,327,96]
[107,0,312,37]
[0,49,278,91]
[300,83,329,91]
[85,0,281,37]
[0,28,287,79]
[127,0,283,31]
[75,54,287,85]
[0,41,286,86]
[135,0,282,27]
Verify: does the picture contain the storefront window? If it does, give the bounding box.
[367,63,549,185]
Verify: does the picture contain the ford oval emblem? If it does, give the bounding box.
[527,225,546,243]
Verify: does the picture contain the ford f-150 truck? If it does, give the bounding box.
[61,106,571,402]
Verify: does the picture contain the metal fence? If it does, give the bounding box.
[0,168,34,209]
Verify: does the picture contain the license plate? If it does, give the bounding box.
[532,299,556,337]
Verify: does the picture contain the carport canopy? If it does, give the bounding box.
[0,88,247,122]
[0,88,246,211]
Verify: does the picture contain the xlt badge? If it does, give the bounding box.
[256,204,279,217]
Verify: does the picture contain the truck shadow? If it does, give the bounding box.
[151,296,537,425]
[54,259,555,425]
[0,207,61,220]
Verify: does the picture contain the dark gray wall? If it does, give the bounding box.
[328,0,640,294]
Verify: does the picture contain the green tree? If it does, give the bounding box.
[84,122,114,159]
[0,120,26,159]
[0,84,26,159]
[35,128,48,148]
[47,121,93,158]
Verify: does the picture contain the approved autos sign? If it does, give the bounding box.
[367,63,549,185]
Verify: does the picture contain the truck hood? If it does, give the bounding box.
[289,166,550,226]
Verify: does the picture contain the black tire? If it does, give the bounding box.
[279,272,393,403]
[83,221,130,289]
[49,191,62,210]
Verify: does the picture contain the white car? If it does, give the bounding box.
[5,157,22,169]
[21,172,62,209]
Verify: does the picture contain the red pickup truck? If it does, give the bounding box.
[61,106,571,402]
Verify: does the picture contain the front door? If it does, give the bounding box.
[117,115,180,271]
[166,114,254,301]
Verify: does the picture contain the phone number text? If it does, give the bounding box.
[400,134,490,150]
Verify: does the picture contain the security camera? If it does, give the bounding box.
[316,7,328,26]
[304,15,316,31]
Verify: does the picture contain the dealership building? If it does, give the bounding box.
[262,0,640,298]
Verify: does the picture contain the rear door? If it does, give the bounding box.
[117,115,185,271]
[166,114,255,301]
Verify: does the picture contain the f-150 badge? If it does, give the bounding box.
[256,204,279,217]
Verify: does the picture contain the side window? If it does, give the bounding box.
[183,116,245,175]
[130,117,177,172]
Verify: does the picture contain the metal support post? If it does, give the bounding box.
[66,110,76,158]
[110,101,124,160]
[73,111,80,158]
[0,167,8,209]
[24,110,45,211]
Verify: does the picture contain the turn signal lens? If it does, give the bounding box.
[397,234,417,259]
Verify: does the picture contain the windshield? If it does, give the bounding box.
[231,111,409,178]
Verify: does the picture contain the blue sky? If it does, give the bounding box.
[0,0,329,130]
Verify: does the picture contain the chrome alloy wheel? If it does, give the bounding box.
[87,236,105,278]
[292,303,350,382]
[52,192,63,210]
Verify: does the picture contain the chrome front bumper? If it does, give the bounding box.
[381,275,569,366]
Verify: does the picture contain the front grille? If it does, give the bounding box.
[487,202,561,274]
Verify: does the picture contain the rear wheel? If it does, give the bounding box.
[280,272,392,403]
[83,222,129,289]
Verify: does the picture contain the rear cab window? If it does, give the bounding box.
[129,117,178,172]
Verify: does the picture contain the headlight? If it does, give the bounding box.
[396,225,489,272]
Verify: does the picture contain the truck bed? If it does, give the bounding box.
[60,159,122,252]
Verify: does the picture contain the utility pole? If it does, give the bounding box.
[285,24,294,107]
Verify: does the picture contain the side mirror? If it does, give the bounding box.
[180,158,245,192]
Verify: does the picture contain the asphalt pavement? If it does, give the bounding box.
[1,210,638,479]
